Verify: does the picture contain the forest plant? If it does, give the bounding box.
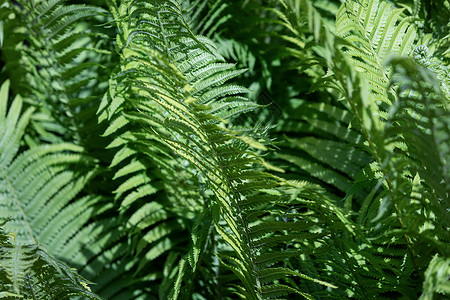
[0,217,99,298]
[0,0,448,299]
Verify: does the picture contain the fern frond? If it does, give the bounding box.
[274,1,449,298]
[93,1,339,298]
[420,254,450,299]
[335,0,417,106]
[0,80,97,250]
[383,55,450,234]
[0,219,100,299]
[1,0,110,145]
[2,0,446,298]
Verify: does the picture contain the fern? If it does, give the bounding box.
[0,79,97,252]
[0,219,100,299]
[0,0,448,298]
[276,0,449,298]
[0,0,109,145]
[96,1,338,298]
[335,0,417,107]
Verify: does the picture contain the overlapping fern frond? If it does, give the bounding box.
[335,0,417,107]
[95,0,337,298]
[276,0,449,298]
[0,219,99,299]
[1,0,448,298]
[269,0,369,205]
[0,79,99,298]
[382,55,449,250]
[0,1,143,296]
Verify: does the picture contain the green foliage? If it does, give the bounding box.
[0,0,448,299]
[0,219,99,298]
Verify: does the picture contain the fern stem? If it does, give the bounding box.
[212,147,263,299]
[26,273,37,300]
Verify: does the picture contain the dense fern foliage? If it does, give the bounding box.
[0,0,448,299]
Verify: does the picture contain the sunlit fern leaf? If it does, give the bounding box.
[335,0,417,106]
[97,1,336,298]
[420,254,450,299]
[91,2,208,296]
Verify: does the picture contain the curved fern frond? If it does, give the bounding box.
[383,55,449,236]
[95,1,337,298]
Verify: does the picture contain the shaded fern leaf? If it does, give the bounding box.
[0,219,100,299]
[0,80,98,255]
[1,0,110,145]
